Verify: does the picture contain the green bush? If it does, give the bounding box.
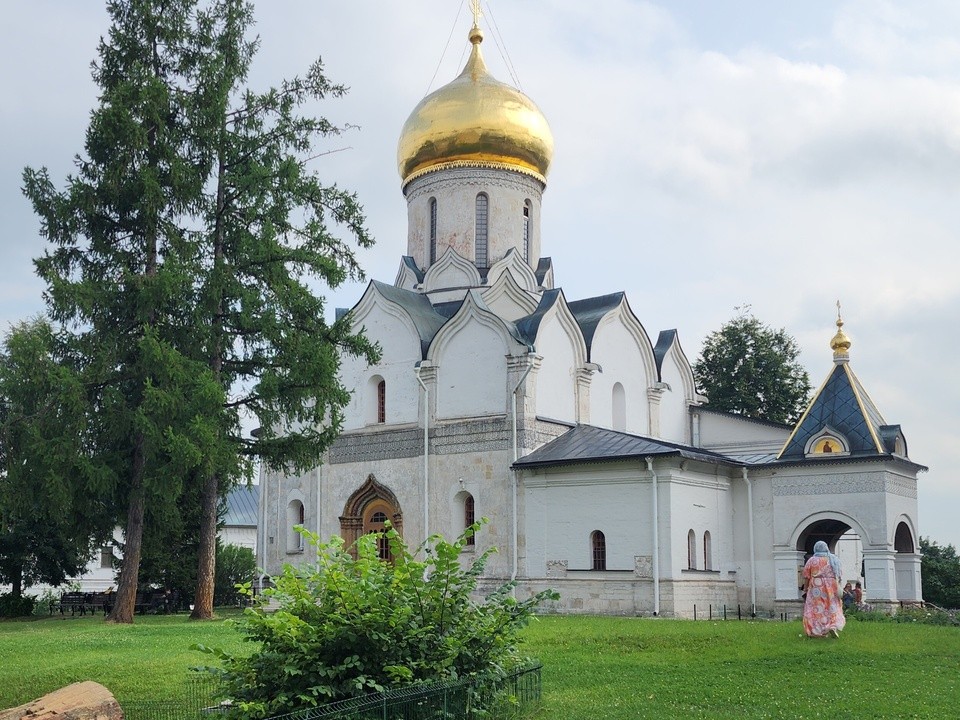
[30,587,63,616]
[214,543,256,607]
[200,522,557,719]
[0,593,36,618]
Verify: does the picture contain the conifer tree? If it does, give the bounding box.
[187,0,377,619]
[23,0,225,623]
[24,0,377,621]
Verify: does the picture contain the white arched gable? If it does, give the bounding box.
[486,248,539,293]
[657,335,698,443]
[481,271,540,322]
[587,300,658,434]
[341,284,425,429]
[394,259,422,291]
[531,293,587,423]
[423,247,482,293]
[428,291,522,419]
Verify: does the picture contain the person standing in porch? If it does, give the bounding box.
[801,541,846,638]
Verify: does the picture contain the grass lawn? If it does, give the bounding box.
[1,613,958,718]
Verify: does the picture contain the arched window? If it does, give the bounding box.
[475,193,488,269]
[464,494,475,546]
[367,375,386,425]
[612,382,626,431]
[591,530,606,570]
[703,530,712,571]
[522,200,531,263]
[377,379,386,423]
[687,529,697,569]
[287,500,305,553]
[894,522,915,553]
[429,197,438,264]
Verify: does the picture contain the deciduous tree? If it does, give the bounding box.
[694,307,811,425]
[0,319,112,599]
[920,537,960,609]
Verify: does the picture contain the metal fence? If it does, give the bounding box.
[121,664,542,720]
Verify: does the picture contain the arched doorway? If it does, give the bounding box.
[340,474,403,558]
[893,520,921,602]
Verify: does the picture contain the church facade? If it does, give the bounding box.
[258,17,924,617]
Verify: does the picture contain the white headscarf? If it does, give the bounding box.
[813,540,842,580]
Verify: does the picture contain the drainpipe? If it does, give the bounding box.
[742,466,756,616]
[646,457,660,616]
[511,357,534,584]
[415,366,429,545]
[258,466,267,593]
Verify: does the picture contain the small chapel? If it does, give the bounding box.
[258,11,925,617]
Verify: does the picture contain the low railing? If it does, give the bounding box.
[267,663,542,720]
[122,663,542,720]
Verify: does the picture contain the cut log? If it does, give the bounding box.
[0,681,123,720]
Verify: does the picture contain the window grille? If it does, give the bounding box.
[475,194,488,268]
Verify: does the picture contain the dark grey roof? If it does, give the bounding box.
[399,256,425,284]
[779,363,886,460]
[512,424,739,470]
[514,288,562,345]
[535,257,552,286]
[568,292,625,362]
[224,485,259,527]
[653,329,678,382]
[370,280,448,358]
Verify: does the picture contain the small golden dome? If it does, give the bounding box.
[397,25,554,186]
[830,312,851,360]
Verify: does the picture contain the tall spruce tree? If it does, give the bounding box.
[23,0,225,623]
[24,0,377,621]
[187,1,377,619]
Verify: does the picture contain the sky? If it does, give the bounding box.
[1,1,958,547]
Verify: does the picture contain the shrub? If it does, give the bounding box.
[199,522,558,719]
[214,543,257,607]
[0,593,36,618]
[30,587,63,616]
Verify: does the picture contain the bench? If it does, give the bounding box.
[54,592,113,616]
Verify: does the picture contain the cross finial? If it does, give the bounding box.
[836,299,843,327]
[471,0,482,29]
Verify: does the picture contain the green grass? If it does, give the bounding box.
[0,611,246,708]
[1,613,958,718]
[526,616,960,719]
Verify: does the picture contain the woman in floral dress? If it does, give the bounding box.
[801,540,845,638]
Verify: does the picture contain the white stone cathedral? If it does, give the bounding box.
[258,18,924,617]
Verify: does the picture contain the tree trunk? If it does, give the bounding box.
[191,470,220,619]
[193,144,227,621]
[107,433,147,624]
[10,566,22,599]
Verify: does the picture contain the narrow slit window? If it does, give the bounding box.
[377,379,386,424]
[522,201,531,263]
[703,531,712,571]
[687,529,697,569]
[475,193,489,268]
[464,494,476,546]
[429,197,438,264]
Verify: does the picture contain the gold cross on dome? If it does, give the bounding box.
[471,0,482,28]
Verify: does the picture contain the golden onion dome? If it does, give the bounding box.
[830,311,852,360]
[397,25,554,187]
